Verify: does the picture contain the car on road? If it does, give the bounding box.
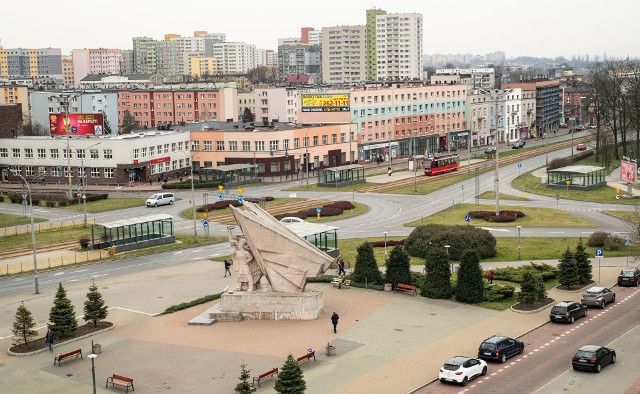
[572,345,616,372]
[589,125,597,129]
[617,268,640,286]
[560,123,568,128]
[576,143,587,151]
[574,124,587,131]
[145,192,175,207]
[512,139,526,149]
[478,335,524,363]
[438,356,487,386]
[279,217,305,224]
[484,147,496,155]
[581,287,615,308]
[550,301,588,324]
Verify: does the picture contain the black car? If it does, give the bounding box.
[550,301,588,324]
[511,139,525,149]
[572,345,616,372]
[478,335,524,363]
[484,147,496,155]
[617,268,640,286]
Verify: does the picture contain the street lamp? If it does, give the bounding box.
[12,170,39,294]
[479,89,513,216]
[383,231,388,257]
[79,142,101,227]
[182,150,198,242]
[517,225,522,260]
[444,245,451,272]
[88,353,97,394]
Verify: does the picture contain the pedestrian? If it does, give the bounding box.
[337,255,346,276]
[331,312,339,333]
[488,268,494,285]
[45,329,54,352]
[224,260,232,277]
[388,166,392,177]
[148,177,152,185]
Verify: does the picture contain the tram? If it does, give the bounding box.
[424,154,460,176]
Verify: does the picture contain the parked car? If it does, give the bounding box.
[575,125,587,131]
[512,139,526,149]
[617,268,640,286]
[145,192,175,207]
[438,356,487,386]
[280,217,305,224]
[576,143,587,151]
[589,125,597,129]
[581,287,615,308]
[478,335,524,363]
[560,123,568,128]
[484,147,496,155]
[550,301,588,324]
[572,345,616,372]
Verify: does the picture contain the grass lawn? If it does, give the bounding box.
[0,213,47,227]
[285,182,379,192]
[181,197,304,220]
[403,203,597,227]
[55,198,148,213]
[476,191,528,201]
[300,202,369,223]
[604,210,636,222]
[386,171,478,195]
[3,227,93,251]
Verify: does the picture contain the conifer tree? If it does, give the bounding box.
[574,239,593,284]
[558,247,579,289]
[234,362,256,394]
[83,280,108,327]
[352,242,382,285]
[518,269,539,304]
[12,301,38,345]
[49,282,78,337]
[456,250,484,303]
[274,355,306,394]
[421,248,451,299]
[385,245,412,287]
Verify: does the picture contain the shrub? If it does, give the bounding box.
[370,239,405,248]
[410,271,425,290]
[587,231,608,247]
[518,270,541,305]
[84,193,108,203]
[483,284,516,301]
[604,235,624,250]
[486,214,517,222]
[352,242,383,285]
[547,157,573,171]
[79,236,90,249]
[493,262,558,283]
[456,250,484,304]
[421,248,451,299]
[30,199,40,206]
[46,201,56,207]
[0,194,4,202]
[405,224,496,260]
[8,192,22,204]
[197,200,242,212]
[161,293,222,314]
[58,200,68,207]
[323,201,355,210]
[385,245,412,287]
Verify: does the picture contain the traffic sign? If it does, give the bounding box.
[625,239,632,246]
[218,185,224,192]
[595,249,604,258]
[465,215,471,222]
[202,219,209,227]
[616,188,620,194]
[71,125,78,133]
[238,196,244,204]
[316,208,321,213]
[218,193,224,201]
[616,194,620,200]
[517,163,522,168]
[202,212,208,219]
[237,188,243,196]
[565,180,571,185]
[555,193,560,201]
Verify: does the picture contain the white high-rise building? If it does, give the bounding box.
[375,13,423,81]
[321,25,366,84]
[212,42,257,74]
[308,30,322,45]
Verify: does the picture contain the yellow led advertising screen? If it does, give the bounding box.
[301,93,350,112]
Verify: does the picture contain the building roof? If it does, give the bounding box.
[320,164,364,172]
[548,165,605,174]
[98,214,173,229]
[283,221,338,238]
[285,75,311,83]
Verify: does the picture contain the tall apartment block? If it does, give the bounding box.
[375,13,423,81]
[132,37,157,74]
[0,48,62,80]
[321,25,366,84]
[278,44,321,82]
[365,8,386,81]
[72,48,122,87]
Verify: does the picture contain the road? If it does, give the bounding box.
[416,285,640,393]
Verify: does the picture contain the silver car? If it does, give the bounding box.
[581,287,615,308]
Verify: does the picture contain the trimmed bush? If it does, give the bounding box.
[385,245,412,287]
[370,239,405,248]
[604,235,624,250]
[483,283,516,301]
[547,157,574,171]
[352,242,383,285]
[492,262,558,283]
[456,250,484,304]
[421,247,452,299]
[79,236,90,249]
[323,201,355,210]
[587,231,608,247]
[405,224,496,260]
[161,293,222,314]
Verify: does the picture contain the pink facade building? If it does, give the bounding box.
[72,48,122,87]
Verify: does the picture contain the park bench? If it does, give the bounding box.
[253,367,278,387]
[394,283,417,296]
[106,374,135,393]
[54,348,82,366]
[331,277,342,287]
[296,350,316,364]
[338,279,351,289]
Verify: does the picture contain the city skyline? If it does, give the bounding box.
[1,0,637,59]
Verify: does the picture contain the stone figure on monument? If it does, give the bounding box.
[227,226,262,292]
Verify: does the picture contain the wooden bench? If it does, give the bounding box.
[331,277,342,287]
[253,367,278,387]
[394,283,417,296]
[106,374,135,393]
[54,348,82,366]
[338,279,351,289]
[296,350,316,364]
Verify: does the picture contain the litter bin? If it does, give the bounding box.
[92,343,102,354]
[384,283,392,292]
[326,343,336,356]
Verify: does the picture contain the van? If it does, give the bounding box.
[146,192,175,207]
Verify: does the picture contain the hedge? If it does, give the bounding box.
[492,262,558,283]
[7,191,108,207]
[160,293,223,314]
[483,284,516,301]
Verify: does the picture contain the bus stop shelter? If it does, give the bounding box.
[317,164,365,187]
[283,221,340,257]
[547,165,606,190]
[91,214,175,253]
[200,164,258,186]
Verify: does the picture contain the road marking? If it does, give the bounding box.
[72,269,89,273]
[548,231,565,234]
[53,272,64,276]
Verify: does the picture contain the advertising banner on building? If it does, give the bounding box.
[49,114,105,136]
[301,94,350,112]
[620,160,637,184]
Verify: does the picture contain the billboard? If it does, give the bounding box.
[49,114,104,136]
[301,93,350,113]
[620,160,637,184]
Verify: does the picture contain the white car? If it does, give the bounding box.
[145,192,175,207]
[280,217,305,223]
[439,356,487,386]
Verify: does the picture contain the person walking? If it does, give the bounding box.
[488,268,495,285]
[337,256,346,276]
[331,312,339,333]
[224,260,232,277]
[45,329,54,352]
[387,166,392,177]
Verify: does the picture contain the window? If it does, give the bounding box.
[104,168,114,178]
[191,141,199,151]
[91,168,100,178]
[171,143,176,152]
[270,162,279,172]
[269,140,278,151]
[90,149,99,159]
[255,141,264,151]
[229,141,238,151]
[37,149,46,159]
[103,149,112,159]
[242,141,250,151]
[322,135,327,145]
[13,148,20,158]
[25,166,34,176]
[141,147,147,158]
[332,134,337,144]
[303,137,309,147]
[313,136,318,146]
[63,149,71,159]
[149,146,155,156]
[25,148,33,158]
[172,160,177,170]
[0,148,7,158]
[340,133,346,143]
[133,149,139,159]
[164,144,169,153]
[294,138,299,149]
[204,141,213,151]
[51,166,61,177]
[215,141,224,151]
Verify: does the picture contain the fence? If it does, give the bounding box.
[0,247,113,276]
[0,219,96,237]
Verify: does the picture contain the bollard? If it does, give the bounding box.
[326,343,336,356]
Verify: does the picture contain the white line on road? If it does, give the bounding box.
[53,272,64,276]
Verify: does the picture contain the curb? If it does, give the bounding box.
[553,281,594,293]
[7,324,114,357]
[510,299,556,314]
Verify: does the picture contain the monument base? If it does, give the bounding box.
[209,287,324,321]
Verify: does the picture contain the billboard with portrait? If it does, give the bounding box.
[49,114,105,136]
[301,94,350,113]
[620,160,637,184]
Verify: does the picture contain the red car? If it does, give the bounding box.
[576,144,587,151]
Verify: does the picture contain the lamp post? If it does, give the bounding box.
[12,170,39,294]
[179,149,198,242]
[517,225,522,260]
[88,353,97,394]
[80,142,101,227]
[52,93,78,198]
[445,245,451,272]
[479,89,513,216]
[383,231,388,257]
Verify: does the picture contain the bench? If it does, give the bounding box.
[338,279,351,289]
[106,374,135,393]
[253,367,278,387]
[54,348,82,366]
[297,350,316,364]
[394,283,417,296]
[331,277,342,287]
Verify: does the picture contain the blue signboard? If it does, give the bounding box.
[517,163,522,168]
[202,219,209,227]
[465,215,471,222]
[218,193,224,201]
[595,249,604,258]
[625,239,632,247]
[316,208,321,213]
[238,196,243,204]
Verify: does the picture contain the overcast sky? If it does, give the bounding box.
[1,0,636,59]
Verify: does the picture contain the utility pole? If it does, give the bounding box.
[52,93,78,198]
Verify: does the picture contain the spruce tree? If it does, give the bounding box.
[274,355,306,394]
[83,280,108,327]
[421,248,451,299]
[455,250,484,303]
[385,245,412,287]
[49,282,78,337]
[518,269,539,305]
[558,247,579,289]
[574,239,592,284]
[12,301,38,345]
[535,275,547,301]
[235,362,256,394]
[352,242,382,285]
